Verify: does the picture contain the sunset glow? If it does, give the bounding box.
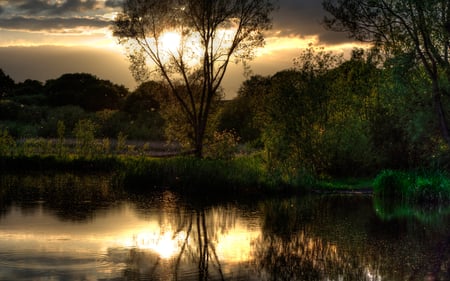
[159,31,182,54]
[0,0,358,95]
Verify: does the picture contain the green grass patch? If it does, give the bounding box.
[373,169,450,203]
[313,177,373,192]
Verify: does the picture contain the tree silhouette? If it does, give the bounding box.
[44,73,128,111]
[114,0,275,157]
[0,69,15,97]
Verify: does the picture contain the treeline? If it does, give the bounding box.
[217,47,450,178]
[1,46,450,179]
[0,71,164,140]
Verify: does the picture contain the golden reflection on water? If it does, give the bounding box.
[121,229,188,259]
[1,181,448,281]
[0,201,261,263]
[0,198,383,281]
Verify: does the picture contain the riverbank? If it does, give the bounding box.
[2,155,450,201]
[0,154,361,194]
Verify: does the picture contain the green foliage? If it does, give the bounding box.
[118,154,275,192]
[41,105,87,137]
[204,130,240,160]
[373,170,450,203]
[0,129,15,157]
[373,170,410,199]
[44,73,127,111]
[255,47,385,178]
[56,120,66,157]
[116,132,127,153]
[114,0,275,157]
[217,75,271,144]
[73,119,97,158]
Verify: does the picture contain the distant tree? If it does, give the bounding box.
[114,0,275,157]
[10,80,46,106]
[12,79,44,96]
[44,73,128,111]
[123,81,167,115]
[0,69,15,97]
[123,81,168,140]
[323,0,450,146]
[218,75,271,144]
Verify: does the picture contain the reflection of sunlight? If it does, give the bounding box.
[216,229,259,262]
[120,228,187,259]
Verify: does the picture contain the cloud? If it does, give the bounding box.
[105,0,124,8]
[0,16,111,32]
[16,0,99,16]
[270,0,354,45]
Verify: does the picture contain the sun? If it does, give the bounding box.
[159,31,182,54]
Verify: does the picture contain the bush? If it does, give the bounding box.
[373,170,410,198]
[0,129,16,156]
[73,119,97,158]
[204,130,240,160]
[373,169,450,203]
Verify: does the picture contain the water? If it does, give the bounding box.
[1,173,450,280]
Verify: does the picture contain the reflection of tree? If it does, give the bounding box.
[120,199,246,281]
[0,173,118,221]
[253,197,381,281]
[254,196,450,281]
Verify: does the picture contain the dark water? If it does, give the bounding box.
[1,173,450,281]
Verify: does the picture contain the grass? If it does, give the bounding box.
[0,153,298,194]
[373,169,450,203]
[2,145,450,202]
[116,154,284,194]
[313,177,373,192]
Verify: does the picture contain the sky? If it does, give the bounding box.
[0,0,361,98]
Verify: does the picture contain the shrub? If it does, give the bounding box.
[373,169,450,203]
[373,170,410,199]
[0,129,16,156]
[73,119,97,158]
[204,130,240,160]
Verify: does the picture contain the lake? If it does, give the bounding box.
[0,173,450,280]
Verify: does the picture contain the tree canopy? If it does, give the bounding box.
[114,0,275,157]
[45,73,128,111]
[323,0,450,145]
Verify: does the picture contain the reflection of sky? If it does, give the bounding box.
[0,202,260,280]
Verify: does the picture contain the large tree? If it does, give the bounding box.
[323,0,450,145]
[114,0,275,157]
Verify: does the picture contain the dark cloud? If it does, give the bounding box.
[17,0,99,16]
[271,0,354,45]
[0,16,111,32]
[105,0,124,8]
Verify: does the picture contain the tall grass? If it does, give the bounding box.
[373,169,450,202]
[117,154,276,193]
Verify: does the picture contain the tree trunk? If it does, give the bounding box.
[194,123,205,158]
[432,81,450,145]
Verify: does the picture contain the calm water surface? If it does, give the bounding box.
[0,173,450,280]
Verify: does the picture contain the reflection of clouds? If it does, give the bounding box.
[0,197,262,280]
